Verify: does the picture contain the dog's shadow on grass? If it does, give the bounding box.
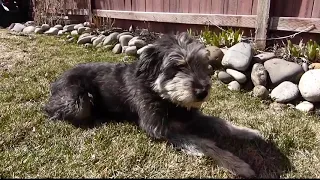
[213,136,294,179]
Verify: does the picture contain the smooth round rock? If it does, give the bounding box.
[270,81,300,103]
[226,69,247,84]
[221,42,253,71]
[117,32,133,39]
[41,24,50,31]
[93,35,106,47]
[253,52,275,63]
[137,44,152,55]
[79,33,90,40]
[218,71,234,84]
[103,32,119,46]
[44,27,59,35]
[74,23,84,30]
[228,81,241,91]
[77,35,94,44]
[253,85,269,99]
[119,35,134,47]
[206,46,224,68]
[302,62,309,72]
[11,23,26,32]
[295,101,314,112]
[22,26,35,34]
[125,46,137,56]
[34,27,43,34]
[264,58,304,85]
[129,38,147,48]
[112,44,122,54]
[298,69,320,102]
[63,24,75,32]
[54,24,63,30]
[77,27,86,34]
[71,30,78,35]
[251,63,268,86]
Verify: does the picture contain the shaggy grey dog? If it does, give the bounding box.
[44,32,262,178]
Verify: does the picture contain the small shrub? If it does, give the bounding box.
[200,27,244,48]
[285,39,320,63]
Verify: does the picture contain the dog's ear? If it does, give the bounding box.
[177,32,195,47]
[135,46,163,81]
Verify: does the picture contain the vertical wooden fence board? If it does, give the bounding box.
[124,0,132,11]
[224,0,238,15]
[164,0,170,12]
[153,0,164,12]
[211,0,225,14]
[169,0,179,12]
[255,0,271,49]
[199,0,212,14]
[146,0,153,11]
[189,0,200,13]
[179,0,189,13]
[237,0,253,15]
[312,0,320,17]
[251,0,258,15]
[136,0,146,11]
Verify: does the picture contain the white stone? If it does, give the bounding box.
[295,101,314,112]
[221,42,253,71]
[270,81,300,103]
[298,69,320,102]
[228,81,241,91]
[226,69,247,84]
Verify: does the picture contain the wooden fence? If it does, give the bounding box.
[47,0,320,49]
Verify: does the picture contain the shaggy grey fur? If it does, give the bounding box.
[44,32,262,178]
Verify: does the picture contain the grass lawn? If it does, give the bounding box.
[0,29,320,178]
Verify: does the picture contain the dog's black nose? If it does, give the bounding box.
[195,88,208,100]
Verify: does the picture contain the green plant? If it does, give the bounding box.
[200,27,243,48]
[285,39,320,63]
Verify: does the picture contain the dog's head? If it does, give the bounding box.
[136,32,212,109]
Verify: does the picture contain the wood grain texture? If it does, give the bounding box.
[211,0,225,14]
[179,0,189,13]
[164,0,170,12]
[270,17,320,33]
[237,0,253,15]
[93,9,256,28]
[136,0,146,11]
[255,0,271,49]
[312,0,320,18]
[224,0,238,15]
[146,0,153,11]
[153,0,164,12]
[169,0,179,13]
[189,0,200,13]
[124,0,132,11]
[199,0,212,14]
[251,0,258,15]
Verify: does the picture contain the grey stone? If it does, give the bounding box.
[57,29,68,36]
[137,44,153,55]
[41,24,50,31]
[302,62,308,72]
[270,81,300,103]
[104,45,114,51]
[228,81,241,91]
[11,23,26,32]
[295,101,314,112]
[122,46,129,53]
[112,44,122,54]
[83,27,92,33]
[103,32,119,46]
[125,46,137,56]
[253,52,275,63]
[119,35,134,47]
[44,27,59,35]
[218,71,234,84]
[71,30,78,36]
[34,27,43,34]
[77,35,94,44]
[84,43,93,48]
[83,22,91,27]
[264,58,304,85]
[63,24,75,32]
[298,69,320,102]
[251,63,268,86]
[91,36,98,42]
[93,35,106,47]
[24,21,35,27]
[253,85,269,99]
[22,26,35,34]
[77,27,86,34]
[54,24,63,30]
[74,23,84,30]
[221,42,253,71]
[79,33,90,40]
[206,46,224,68]
[117,32,133,39]
[128,38,146,48]
[226,69,247,84]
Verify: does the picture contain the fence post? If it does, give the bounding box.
[88,0,93,23]
[255,0,271,50]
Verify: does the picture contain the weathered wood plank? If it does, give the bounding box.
[199,0,212,14]
[124,0,132,11]
[237,0,253,15]
[255,0,271,49]
[136,0,146,11]
[164,0,170,12]
[179,0,189,13]
[146,0,153,11]
[153,0,164,12]
[189,0,200,13]
[211,0,225,14]
[87,0,92,23]
[269,17,319,33]
[312,0,320,18]
[93,9,256,28]
[224,0,237,15]
[297,0,314,18]
[169,0,179,13]
[251,0,258,15]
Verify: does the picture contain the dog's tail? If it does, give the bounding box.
[167,133,255,178]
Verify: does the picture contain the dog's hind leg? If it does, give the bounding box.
[168,134,256,178]
[44,87,93,126]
